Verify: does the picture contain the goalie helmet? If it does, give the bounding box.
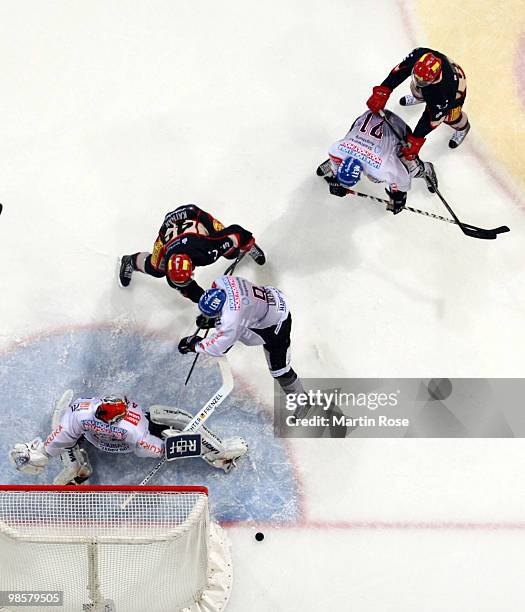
[199,288,227,318]
[412,52,442,87]
[337,157,363,188]
[166,253,194,287]
[95,396,128,425]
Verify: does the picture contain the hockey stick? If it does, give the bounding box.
[343,187,457,225]
[184,249,249,386]
[121,358,233,506]
[377,110,510,240]
[124,255,246,496]
[223,248,249,276]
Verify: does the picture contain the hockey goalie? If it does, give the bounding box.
[9,391,247,485]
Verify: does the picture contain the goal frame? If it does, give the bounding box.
[0,484,233,612]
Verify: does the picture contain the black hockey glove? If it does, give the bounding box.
[178,335,202,354]
[329,183,348,197]
[196,314,217,330]
[385,189,407,215]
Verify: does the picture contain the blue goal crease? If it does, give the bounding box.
[0,327,299,524]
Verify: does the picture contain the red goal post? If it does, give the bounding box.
[0,485,232,612]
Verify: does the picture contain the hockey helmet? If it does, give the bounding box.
[95,396,128,425]
[337,157,363,188]
[166,253,194,287]
[412,52,442,87]
[199,288,227,318]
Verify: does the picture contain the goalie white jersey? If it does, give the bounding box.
[329,110,412,192]
[44,397,164,459]
[196,275,290,357]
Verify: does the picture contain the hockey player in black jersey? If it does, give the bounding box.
[118,204,265,303]
[366,48,470,160]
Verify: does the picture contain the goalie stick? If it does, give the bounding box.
[378,110,510,240]
[121,358,234,508]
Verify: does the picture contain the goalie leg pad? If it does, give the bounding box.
[54,445,92,485]
[150,406,248,471]
[150,406,224,451]
[202,437,248,473]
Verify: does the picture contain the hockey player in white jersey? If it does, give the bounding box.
[9,394,247,483]
[178,276,305,397]
[318,109,437,215]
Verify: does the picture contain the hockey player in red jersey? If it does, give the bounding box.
[366,48,469,159]
[118,204,265,303]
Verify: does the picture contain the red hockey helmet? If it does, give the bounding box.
[412,52,442,87]
[166,253,194,286]
[95,396,128,425]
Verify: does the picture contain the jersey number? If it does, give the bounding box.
[165,220,197,241]
[359,112,384,140]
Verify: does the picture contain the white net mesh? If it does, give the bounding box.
[0,486,210,612]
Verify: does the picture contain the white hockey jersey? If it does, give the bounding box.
[196,276,290,357]
[44,397,164,459]
[329,110,412,192]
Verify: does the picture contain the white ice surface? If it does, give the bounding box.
[1,1,524,610]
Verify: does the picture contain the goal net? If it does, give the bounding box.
[0,485,232,612]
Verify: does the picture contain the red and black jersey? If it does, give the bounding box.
[143,204,253,301]
[163,225,250,268]
[382,47,465,138]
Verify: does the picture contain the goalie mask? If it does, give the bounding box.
[95,396,128,425]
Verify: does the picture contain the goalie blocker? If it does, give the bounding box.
[150,406,247,473]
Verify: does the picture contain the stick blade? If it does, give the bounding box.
[462,223,510,240]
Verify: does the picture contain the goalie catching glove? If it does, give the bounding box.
[9,438,50,475]
[9,438,92,485]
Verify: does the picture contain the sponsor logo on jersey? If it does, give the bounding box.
[82,419,127,439]
[337,141,382,170]
[96,441,131,453]
[44,424,64,447]
[200,330,225,350]
[223,277,241,310]
[70,400,91,412]
[123,409,141,426]
[138,439,163,454]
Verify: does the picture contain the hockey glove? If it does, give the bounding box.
[9,438,50,474]
[178,335,202,354]
[196,314,217,330]
[329,183,348,197]
[401,134,425,161]
[366,85,392,114]
[385,189,407,215]
[240,236,255,252]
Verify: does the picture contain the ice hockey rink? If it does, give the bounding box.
[1,0,525,610]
